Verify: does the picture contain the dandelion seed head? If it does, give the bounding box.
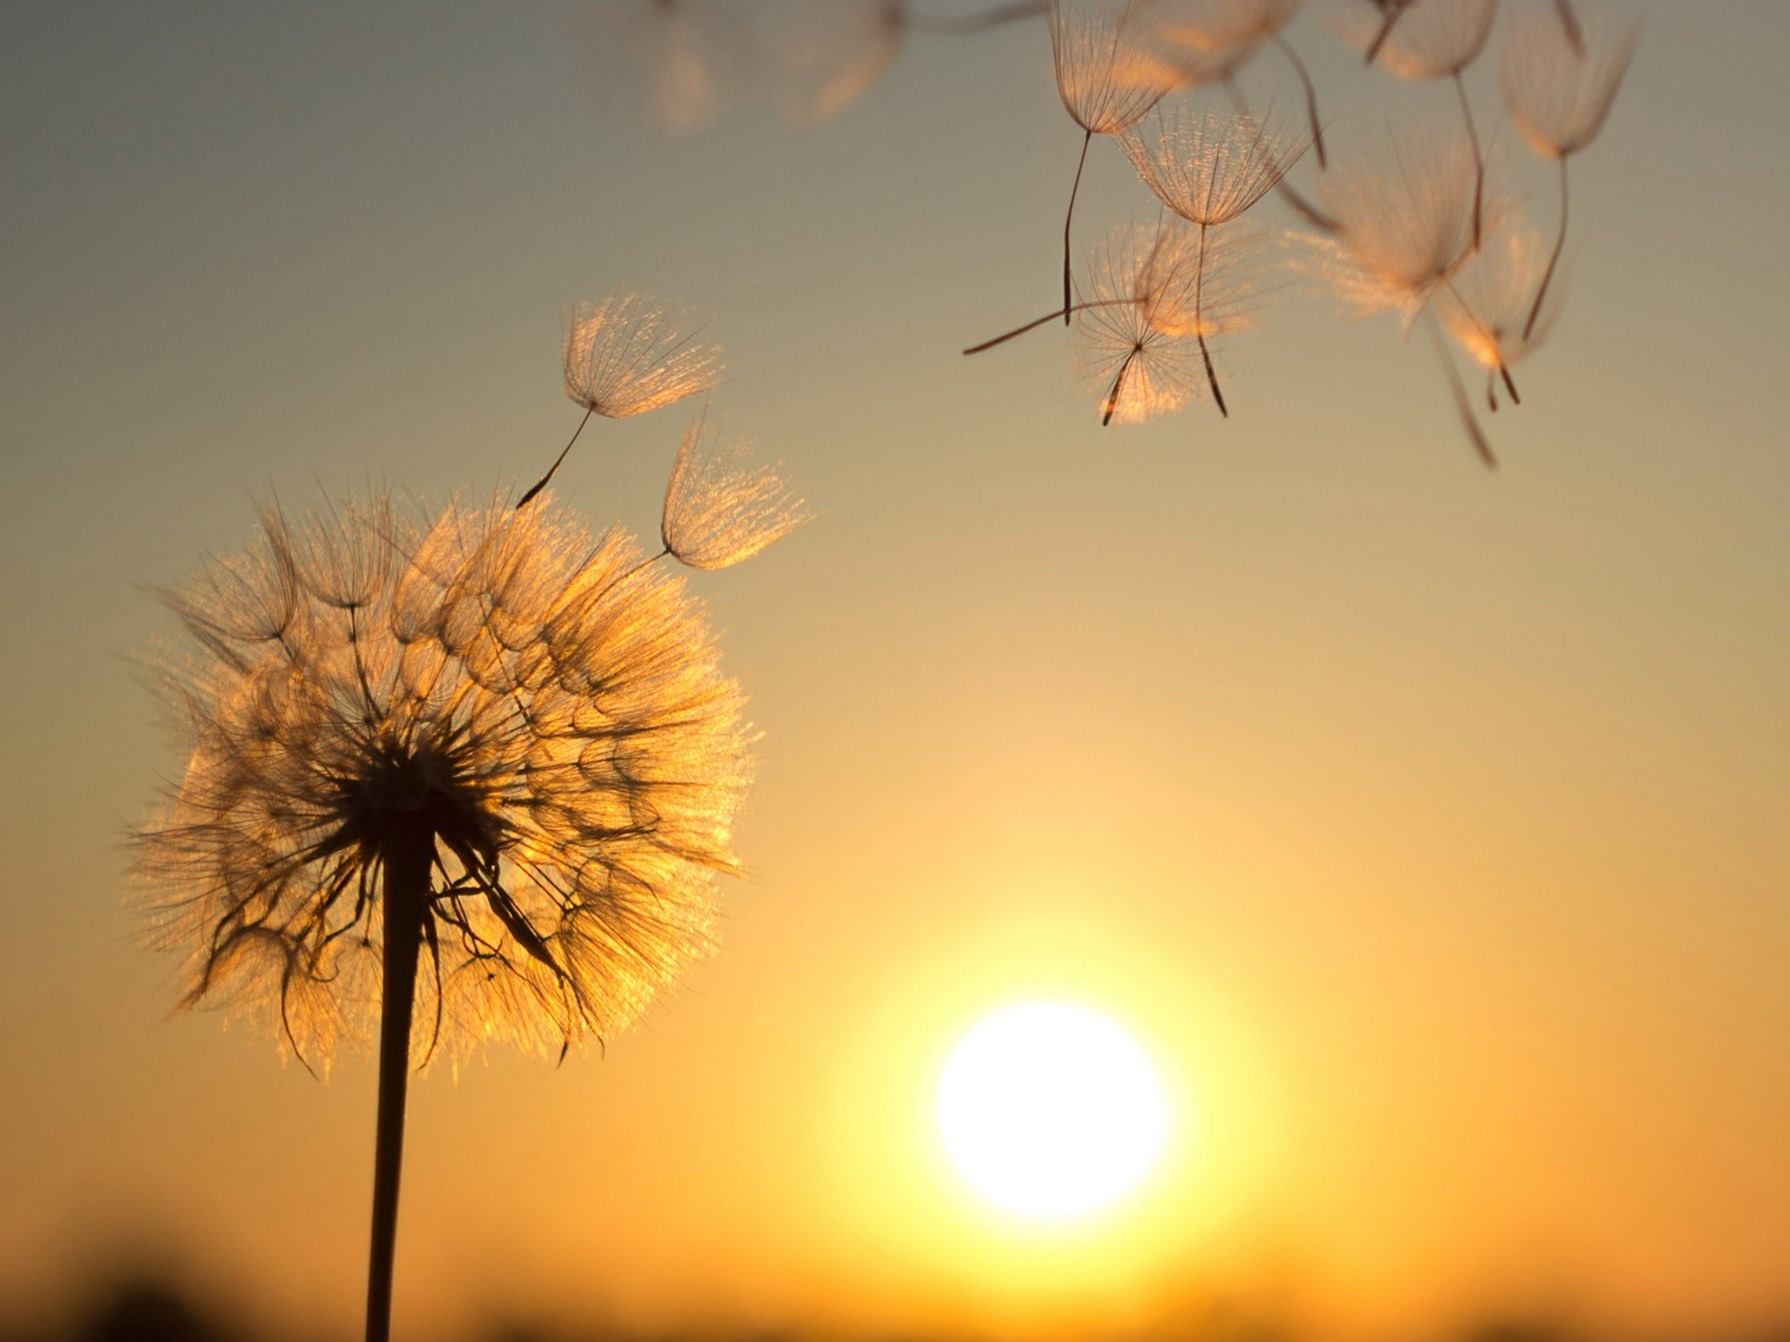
[132,492,751,1068]
[1121,102,1307,226]
[563,293,723,421]
[1050,0,1185,136]
[1501,3,1639,159]
[1336,0,1495,79]
[662,415,812,571]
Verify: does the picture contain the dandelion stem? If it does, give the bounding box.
[1064,128,1094,324]
[962,298,1133,355]
[1273,34,1326,170]
[1424,309,1496,469]
[1525,156,1569,341]
[1555,0,1586,58]
[1453,71,1484,252]
[1102,347,1139,425]
[1365,0,1411,65]
[365,821,434,1342]
[1194,222,1227,418]
[517,405,596,509]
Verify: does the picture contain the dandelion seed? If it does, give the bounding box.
[133,491,752,1341]
[1438,221,1564,410]
[519,293,723,507]
[1147,0,1329,166]
[1049,0,1186,322]
[1073,219,1262,424]
[1501,2,1638,336]
[1339,0,1496,246]
[661,414,812,569]
[1120,102,1304,414]
[1303,135,1498,464]
[1306,134,1482,327]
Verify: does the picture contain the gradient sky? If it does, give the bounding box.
[3,2,1787,1339]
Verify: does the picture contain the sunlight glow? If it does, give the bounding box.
[936,1002,1166,1220]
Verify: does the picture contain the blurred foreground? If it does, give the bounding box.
[6,1274,1789,1342]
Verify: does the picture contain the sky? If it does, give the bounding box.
[2,2,1788,1339]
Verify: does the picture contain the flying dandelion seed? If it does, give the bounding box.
[1147,0,1328,166]
[1438,220,1565,411]
[1120,101,1305,415]
[518,293,723,507]
[1339,0,1496,248]
[661,413,812,570]
[1501,2,1639,339]
[131,488,774,1341]
[1073,218,1264,424]
[1303,134,1499,465]
[1049,0,1186,323]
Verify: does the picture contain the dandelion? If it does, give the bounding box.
[1339,0,1497,247]
[1049,0,1186,321]
[518,293,723,507]
[1070,218,1263,423]
[132,489,760,1342]
[1501,2,1639,337]
[661,413,811,569]
[1147,0,1329,166]
[1438,220,1564,410]
[1306,135,1498,465]
[1120,102,1305,414]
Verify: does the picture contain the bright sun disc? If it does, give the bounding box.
[936,1002,1166,1219]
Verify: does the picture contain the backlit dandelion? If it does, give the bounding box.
[1438,220,1564,410]
[132,488,765,1341]
[519,292,723,506]
[661,413,812,570]
[1306,134,1498,464]
[1073,218,1262,423]
[1049,0,1186,321]
[1501,2,1638,337]
[1120,101,1305,414]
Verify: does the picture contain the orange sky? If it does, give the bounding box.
[1,3,1787,1339]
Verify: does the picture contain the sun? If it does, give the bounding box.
[936,1001,1167,1220]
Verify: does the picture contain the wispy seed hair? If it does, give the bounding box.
[662,414,813,571]
[563,293,724,421]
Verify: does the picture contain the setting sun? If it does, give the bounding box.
[936,1003,1167,1220]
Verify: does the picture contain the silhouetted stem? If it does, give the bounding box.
[909,0,1047,34]
[517,405,595,509]
[1102,347,1139,425]
[1064,128,1093,324]
[1525,157,1569,341]
[1453,71,1484,252]
[1365,0,1411,64]
[1194,223,1227,418]
[365,822,433,1342]
[1555,0,1585,57]
[963,298,1132,355]
[1273,34,1326,169]
[1424,309,1496,469]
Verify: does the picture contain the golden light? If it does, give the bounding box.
[936,1001,1167,1220]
